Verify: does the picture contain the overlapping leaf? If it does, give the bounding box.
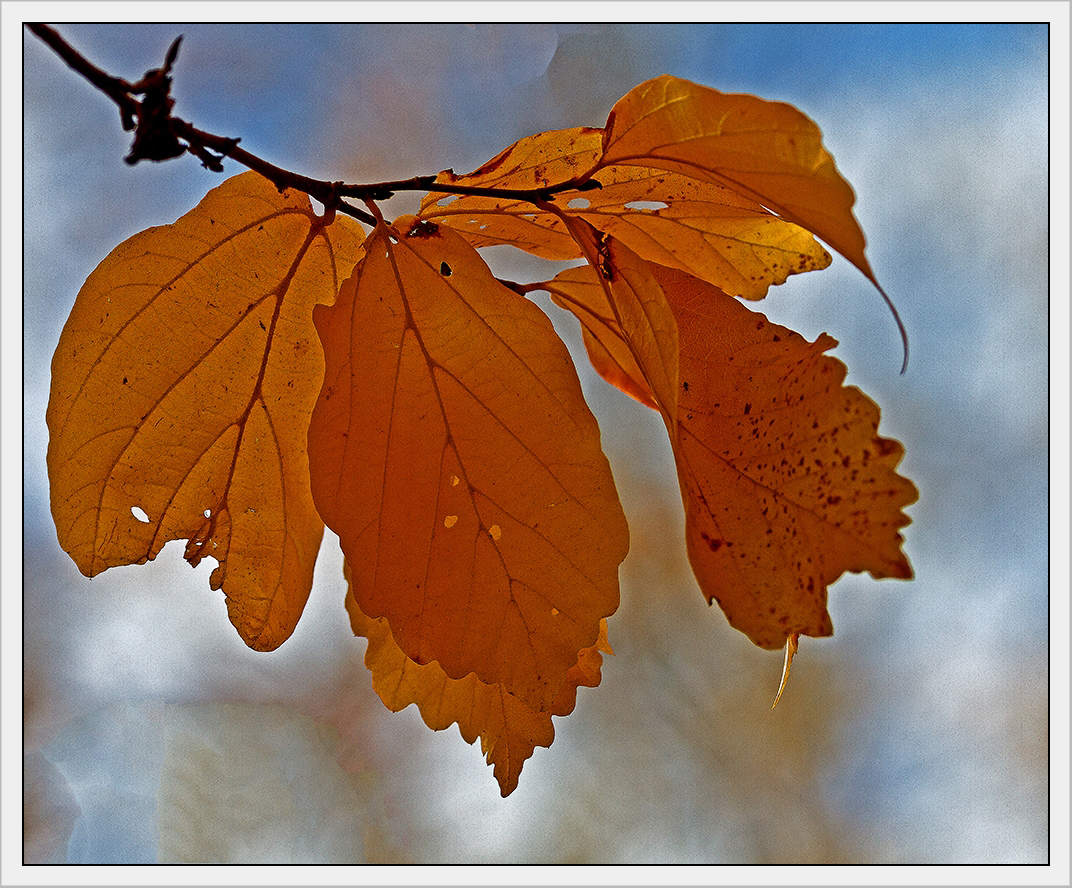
[46,171,364,650]
[420,126,831,301]
[307,215,629,711]
[601,75,879,287]
[546,256,917,648]
[543,222,679,417]
[345,565,608,796]
[421,126,603,258]
[47,65,918,796]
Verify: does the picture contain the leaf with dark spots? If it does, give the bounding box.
[46,171,365,650]
[656,266,916,649]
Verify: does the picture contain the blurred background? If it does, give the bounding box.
[18,19,1055,866]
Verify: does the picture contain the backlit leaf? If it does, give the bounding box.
[659,266,916,648]
[424,157,831,301]
[601,75,880,287]
[419,126,603,258]
[544,260,915,649]
[345,567,608,797]
[568,166,832,301]
[45,171,365,650]
[542,228,679,416]
[307,215,629,711]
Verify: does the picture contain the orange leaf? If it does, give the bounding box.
[657,266,916,649]
[345,568,608,797]
[601,75,879,288]
[45,171,365,651]
[545,257,914,649]
[569,166,831,301]
[542,228,679,417]
[426,159,830,302]
[307,216,628,711]
[419,126,603,258]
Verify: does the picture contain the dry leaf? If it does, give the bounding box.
[345,566,608,796]
[601,75,880,287]
[46,171,364,650]
[307,216,629,711]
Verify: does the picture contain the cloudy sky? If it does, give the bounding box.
[8,11,1065,875]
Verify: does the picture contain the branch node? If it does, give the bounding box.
[124,38,186,165]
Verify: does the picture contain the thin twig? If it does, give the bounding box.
[27,23,593,227]
[27,24,139,130]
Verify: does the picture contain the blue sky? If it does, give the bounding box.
[9,14,1065,873]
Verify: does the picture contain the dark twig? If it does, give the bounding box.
[27,23,596,228]
[27,24,140,130]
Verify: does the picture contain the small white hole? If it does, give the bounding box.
[131,506,150,523]
[204,509,212,518]
[567,197,590,209]
[624,200,668,211]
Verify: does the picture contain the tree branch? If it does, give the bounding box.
[27,24,597,228]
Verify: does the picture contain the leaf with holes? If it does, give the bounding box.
[601,75,879,287]
[307,215,629,711]
[45,171,364,650]
[420,130,831,301]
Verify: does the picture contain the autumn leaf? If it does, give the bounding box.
[345,564,609,796]
[420,126,603,259]
[420,129,831,301]
[307,215,629,711]
[551,258,915,648]
[46,171,364,651]
[561,165,832,301]
[37,21,919,798]
[543,223,679,417]
[664,265,916,647]
[600,75,879,288]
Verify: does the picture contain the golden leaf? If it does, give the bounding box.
[46,171,365,650]
[307,216,628,710]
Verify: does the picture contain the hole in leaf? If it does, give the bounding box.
[444,515,459,528]
[624,200,668,211]
[567,197,591,209]
[489,524,502,541]
[450,475,460,487]
[436,195,459,206]
[131,506,150,523]
[204,509,212,518]
[440,261,452,276]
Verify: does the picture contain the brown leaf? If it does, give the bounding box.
[307,216,628,711]
[345,567,608,796]
[45,171,365,650]
[600,75,880,287]
[544,258,915,649]
[659,266,916,648]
